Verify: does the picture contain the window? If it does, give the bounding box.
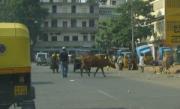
[39,33,48,41]
[52,5,57,13]
[71,19,77,28]
[64,36,70,42]
[90,6,94,13]
[72,0,76,3]
[82,21,87,27]
[56,32,61,35]
[63,0,67,3]
[51,36,57,41]
[112,0,116,5]
[72,36,78,41]
[63,21,68,28]
[44,21,48,27]
[89,19,95,27]
[71,5,76,13]
[83,35,88,41]
[51,19,57,27]
[91,35,95,41]
[80,0,87,3]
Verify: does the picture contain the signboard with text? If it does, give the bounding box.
[165,0,180,46]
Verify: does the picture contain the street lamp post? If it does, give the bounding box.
[130,0,135,55]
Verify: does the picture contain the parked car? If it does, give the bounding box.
[35,52,50,65]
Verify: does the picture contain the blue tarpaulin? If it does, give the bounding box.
[136,45,151,57]
[140,48,151,54]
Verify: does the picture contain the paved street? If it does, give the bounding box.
[31,63,180,109]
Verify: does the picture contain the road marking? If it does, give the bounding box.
[69,80,75,82]
[97,89,118,100]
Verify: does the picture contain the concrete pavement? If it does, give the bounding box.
[31,63,180,109]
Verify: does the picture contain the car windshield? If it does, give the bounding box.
[38,54,45,58]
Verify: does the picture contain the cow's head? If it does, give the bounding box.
[107,59,116,69]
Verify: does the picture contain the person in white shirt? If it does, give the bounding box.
[139,53,145,72]
[117,54,124,70]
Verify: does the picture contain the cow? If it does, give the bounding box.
[160,54,173,74]
[80,54,116,77]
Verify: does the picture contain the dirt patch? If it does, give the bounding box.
[144,65,180,74]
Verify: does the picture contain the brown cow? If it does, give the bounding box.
[80,54,116,77]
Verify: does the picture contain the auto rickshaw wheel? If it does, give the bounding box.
[0,105,10,109]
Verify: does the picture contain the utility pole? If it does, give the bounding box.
[130,0,135,55]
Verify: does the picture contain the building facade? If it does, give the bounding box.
[99,0,127,20]
[151,0,180,46]
[151,0,165,41]
[36,0,99,51]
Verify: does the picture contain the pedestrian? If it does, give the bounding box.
[139,53,145,72]
[51,52,59,73]
[127,54,132,70]
[117,54,124,70]
[131,55,138,70]
[168,54,174,66]
[60,46,69,78]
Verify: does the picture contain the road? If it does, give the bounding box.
[31,63,180,109]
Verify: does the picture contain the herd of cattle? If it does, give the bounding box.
[74,53,175,76]
[74,54,116,77]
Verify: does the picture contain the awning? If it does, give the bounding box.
[140,48,151,54]
[163,48,172,52]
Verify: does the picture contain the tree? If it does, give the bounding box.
[0,0,48,46]
[116,0,154,43]
[96,0,154,49]
[96,20,114,53]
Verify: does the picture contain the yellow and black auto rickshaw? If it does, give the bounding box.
[0,23,35,109]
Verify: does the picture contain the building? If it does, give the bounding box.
[151,0,165,41]
[99,0,127,20]
[36,0,99,51]
[151,0,180,47]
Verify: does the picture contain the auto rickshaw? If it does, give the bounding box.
[0,23,35,109]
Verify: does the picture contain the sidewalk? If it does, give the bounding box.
[106,67,180,89]
[144,64,180,74]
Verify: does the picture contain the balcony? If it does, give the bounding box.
[35,41,95,48]
[47,13,99,19]
[41,27,98,33]
[40,1,98,5]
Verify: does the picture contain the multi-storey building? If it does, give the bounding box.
[151,0,165,41]
[151,0,180,46]
[36,0,99,51]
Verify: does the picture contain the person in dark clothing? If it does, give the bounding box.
[60,47,69,78]
[127,54,132,70]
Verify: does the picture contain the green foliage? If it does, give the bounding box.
[96,0,154,50]
[0,0,48,45]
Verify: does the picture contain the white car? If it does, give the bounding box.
[35,52,50,65]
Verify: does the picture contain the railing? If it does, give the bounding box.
[40,2,98,5]
[35,41,95,48]
[41,27,98,33]
[47,13,99,19]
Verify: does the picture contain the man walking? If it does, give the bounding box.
[117,54,124,70]
[139,53,145,72]
[51,52,59,73]
[60,47,69,78]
